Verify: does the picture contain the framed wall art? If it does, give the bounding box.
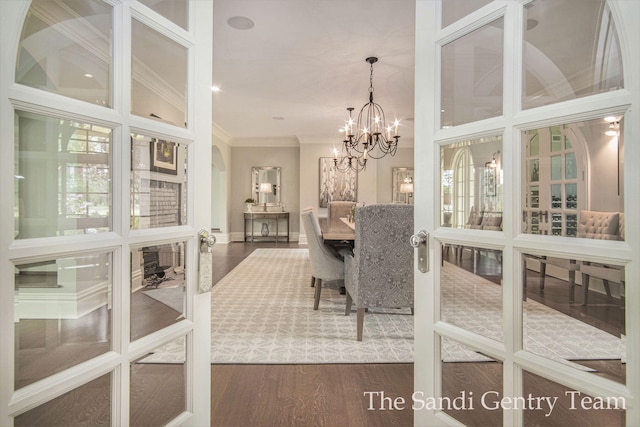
[319,157,357,208]
[150,138,178,175]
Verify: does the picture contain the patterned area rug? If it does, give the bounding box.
[142,286,184,313]
[141,248,623,365]
[440,262,624,369]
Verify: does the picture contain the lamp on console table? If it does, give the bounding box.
[259,182,273,211]
[399,177,414,204]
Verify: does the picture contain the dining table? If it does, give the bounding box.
[322,217,355,258]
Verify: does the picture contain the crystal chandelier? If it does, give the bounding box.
[333,57,400,173]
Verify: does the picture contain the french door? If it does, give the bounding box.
[414,1,639,426]
[1,1,213,425]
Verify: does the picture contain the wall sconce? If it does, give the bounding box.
[605,121,619,136]
[485,150,500,168]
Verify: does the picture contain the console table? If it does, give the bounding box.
[244,212,290,242]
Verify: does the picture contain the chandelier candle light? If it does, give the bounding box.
[333,57,400,173]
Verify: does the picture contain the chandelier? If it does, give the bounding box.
[333,57,400,173]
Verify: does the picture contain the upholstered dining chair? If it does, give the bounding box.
[343,204,414,341]
[327,201,356,234]
[577,210,625,307]
[301,208,345,310]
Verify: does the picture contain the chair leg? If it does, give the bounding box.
[356,307,365,341]
[310,276,316,287]
[313,278,322,310]
[603,279,613,302]
[345,291,352,315]
[568,265,576,303]
[539,258,546,291]
[582,272,591,306]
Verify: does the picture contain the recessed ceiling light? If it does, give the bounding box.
[211,85,221,92]
[272,116,285,121]
[84,73,94,78]
[227,16,255,30]
[604,116,617,123]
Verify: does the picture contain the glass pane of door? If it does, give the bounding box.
[441,248,503,341]
[138,0,189,30]
[441,18,504,128]
[131,242,187,341]
[131,20,188,128]
[522,252,625,383]
[440,336,503,425]
[130,133,188,229]
[523,371,625,424]
[521,117,624,239]
[130,341,186,425]
[522,0,623,109]
[441,136,502,228]
[14,374,111,426]
[15,0,113,107]
[441,0,492,28]
[14,252,112,389]
[14,111,112,238]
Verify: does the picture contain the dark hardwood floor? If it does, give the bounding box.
[14,241,625,426]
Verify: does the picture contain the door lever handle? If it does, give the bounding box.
[410,230,429,273]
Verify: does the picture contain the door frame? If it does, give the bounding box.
[413,1,640,425]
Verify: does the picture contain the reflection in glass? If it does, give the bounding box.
[131,340,185,425]
[522,253,625,384]
[138,0,189,30]
[131,20,188,128]
[14,253,112,389]
[523,0,623,109]
[392,167,414,204]
[14,373,111,426]
[131,243,186,341]
[16,0,113,107]
[440,336,502,426]
[442,251,503,341]
[523,371,625,424]
[441,18,503,128]
[441,136,502,229]
[522,117,624,238]
[14,111,112,239]
[130,133,187,229]
[441,0,492,28]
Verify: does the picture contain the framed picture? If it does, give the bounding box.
[150,139,178,175]
[319,157,357,208]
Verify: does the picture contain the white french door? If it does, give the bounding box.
[1,1,213,425]
[414,1,639,426]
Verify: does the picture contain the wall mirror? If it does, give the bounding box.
[252,166,281,206]
[392,167,414,204]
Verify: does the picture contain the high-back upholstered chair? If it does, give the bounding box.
[301,208,345,310]
[525,210,625,304]
[577,210,625,306]
[327,201,356,234]
[343,204,414,341]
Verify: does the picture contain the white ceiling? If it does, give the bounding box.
[211,0,416,145]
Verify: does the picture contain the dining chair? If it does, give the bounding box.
[327,201,356,234]
[301,208,345,310]
[343,204,414,341]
